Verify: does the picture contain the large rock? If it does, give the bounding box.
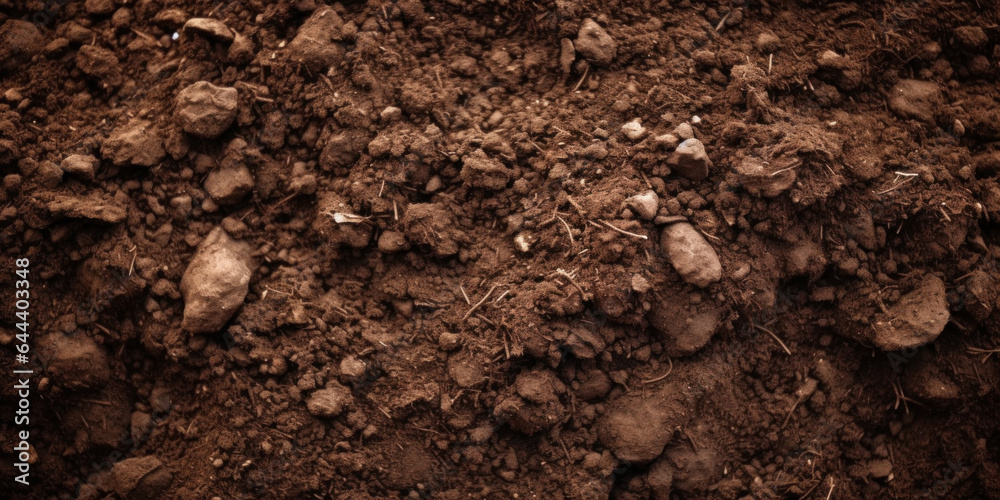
[668,139,712,181]
[660,223,722,288]
[888,79,940,123]
[575,19,617,66]
[0,20,43,71]
[175,81,238,138]
[287,7,348,71]
[180,228,252,333]
[102,119,166,167]
[597,390,686,464]
[111,456,173,500]
[871,275,949,350]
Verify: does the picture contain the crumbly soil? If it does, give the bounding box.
[2,0,1000,499]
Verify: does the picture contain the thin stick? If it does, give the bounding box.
[825,478,835,500]
[459,285,470,305]
[556,215,574,245]
[556,269,591,301]
[754,324,792,355]
[462,285,497,321]
[571,65,589,92]
[492,289,510,304]
[599,220,648,240]
[642,356,673,384]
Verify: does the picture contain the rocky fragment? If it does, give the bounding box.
[461,149,510,190]
[575,19,617,66]
[45,193,126,223]
[204,165,253,205]
[76,45,122,86]
[179,227,252,333]
[37,332,111,390]
[111,456,173,500]
[668,139,712,181]
[175,81,238,138]
[182,18,235,43]
[61,154,98,181]
[306,382,354,418]
[658,445,723,494]
[648,299,722,356]
[598,390,686,464]
[888,79,940,123]
[625,190,659,220]
[660,223,722,288]
[871,275,949,350]
[953,26,988,48]
[287,6,348,71]
[102,119,166,167]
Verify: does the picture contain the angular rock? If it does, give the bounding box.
[35,160,63,188]
[0,20,44,71]
[45,193,126,223]
[175,81,238,138]
[306,382,354,418]
[102,119,166,167]
[287,7,348,71]
[625,191,659,220]
[111,456,173,500]
[204,165,253,205]
[180,227,252,333]
[61,154,98,181]
[575,19,617,66]
[660,223,722,288]
[37,332,111,390]
[182,18,235,43]
[872,275,949,350]
[76,45,122,86]
[461,149,510,190]
[888,79,940,123]
[668,139,712,181]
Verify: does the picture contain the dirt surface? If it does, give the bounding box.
[2,0,1000,499]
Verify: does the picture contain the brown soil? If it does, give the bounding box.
[2,0,1000,499]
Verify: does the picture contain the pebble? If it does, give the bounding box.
[306,382,354,418]
[288,7,348,71]
[377,230,408,253]
[175,81,238,138]
[37,331,111,390]
[111,456,173,500]
[624,190,659,220]
[660,223,722,288]
[621,119,646,140]
[651,133,679,150]
[668,138,712,181]
[816,50,847,70]
[755,31,781,53]
[204,165,253,205]
[35,160,63,188]
[61,154,98,181]
[339,356,367,380]
[575,19,617,66]
[871,275,948,350]
[179,227,252,333]
[673,122,695,140]
[182,18,235,43]
[101,119,166,167]
[438,332,461,351]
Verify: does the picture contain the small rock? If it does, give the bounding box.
[673,122,695,140]
[625,191,659,220]
[668,139,712,181]
[755,31,781,53]
[660,223,722,288]
[175,81,239,138]
[953,26,988,48]
[816,50,847,70]
[84,0,115,15]
[76,45,122,86]
[575,19,617,66]
[438,332,461,351]
[182,18,235,43]
[461,149,510,190]
[179,227,252,333]
[111,456,173,500]
[380,106,402,122]
[871,275,949,350]
[37,332,111,390]
[102,119,166,167]
[35,160,63,188]
[651,133,680,150]
[514,233,533,253]
[621,119,646,140]
[287,7,348,71]
[61,154,98,181]
[204,166,253,205]
[888,79,941,123]
[868,459,893,479]
[0,20,44,71]
[227,33,254,63]
[377,230,408,253]
[45,193,126,223]
[306,382,354,417]
[339,356,367,380]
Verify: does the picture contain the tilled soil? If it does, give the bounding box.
[2,0,1000,499]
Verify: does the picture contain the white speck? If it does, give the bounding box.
[172,32,179,40]
[691,115,702,124]
[278,41,286,48]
